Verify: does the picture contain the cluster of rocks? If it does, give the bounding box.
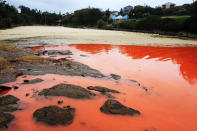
[31,83,141,126]
[0,95,20,129]
[0,83,142,128]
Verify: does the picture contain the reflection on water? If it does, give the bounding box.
[70,44,197,85]
[2,44,197,131]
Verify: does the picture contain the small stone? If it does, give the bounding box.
[23,80,29,83]
[110,74,121,80]
[80,54,88,57]
[23,78,44,84]
[13,86,19,90]
[57,100,63,104]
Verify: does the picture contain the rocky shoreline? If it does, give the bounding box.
[0,41,143,129]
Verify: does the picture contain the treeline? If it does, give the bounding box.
[0,0,62,29]
[98,1,197,33]
[109,15,197,33]
[63,8,103,26]
[0,0,197,34]
[129,2,197,18]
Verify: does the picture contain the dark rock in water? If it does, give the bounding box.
[33,105,75,126]
[80,54,88,57]
[23,80,29,83]
[57,100,63,104]
[87,86,120,94]
[110,74,121,80]
[25,93,30,97]
[38,84,96,99]
[13,86,19,90]
[0,113,15,129]
[100,99,141,116]
[142,86,148,92]
[23,78,44,84]
[0,86,11,92]
[0,95,19,105]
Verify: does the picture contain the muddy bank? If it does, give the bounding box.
[0,42,106,84]
[0,58,105,84]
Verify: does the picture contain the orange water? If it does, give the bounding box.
[1,44,197,131]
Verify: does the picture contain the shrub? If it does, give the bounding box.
[97,19,106,28]
[184,15,197,33]
[136,15,161,30]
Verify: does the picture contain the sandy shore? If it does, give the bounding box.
[0,26,196,46]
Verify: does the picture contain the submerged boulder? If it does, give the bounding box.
[23,78,44,84]
[87,86,120,94]
[33,105,75,126]
[100,99,141,116]
[38,84,96,99]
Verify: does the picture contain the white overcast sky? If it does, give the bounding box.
[6,0,194,13]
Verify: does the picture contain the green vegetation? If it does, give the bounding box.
[0,0,62,29]
[63,8,103,26]
[0,0,197,34]
[109,15,197,33]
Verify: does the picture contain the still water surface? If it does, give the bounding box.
[1,44,197,131]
